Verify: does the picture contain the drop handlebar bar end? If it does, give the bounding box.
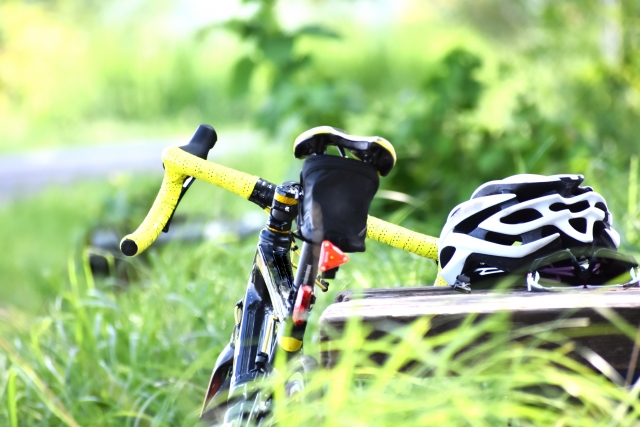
[121,239,138,257]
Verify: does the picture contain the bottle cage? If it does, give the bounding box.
[293,126,396,177]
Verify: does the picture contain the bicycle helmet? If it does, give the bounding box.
[435,174,637,291]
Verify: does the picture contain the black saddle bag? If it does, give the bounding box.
[298,155,379,252]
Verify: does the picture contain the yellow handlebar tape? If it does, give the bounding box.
[163,146,259,198]
[366,215,439,260]
[122,145,441,262]
[121,146,260,256]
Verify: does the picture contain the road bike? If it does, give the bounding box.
[119,124,439,425]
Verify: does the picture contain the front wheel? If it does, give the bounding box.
[199,371,232,426]
[199,355,319,426]
[284,355,319,399]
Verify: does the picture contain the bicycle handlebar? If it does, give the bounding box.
[120,126,260,256]
[366,216,438,260]
[120,128,439,260]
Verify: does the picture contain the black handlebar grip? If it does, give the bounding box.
[179,124,218,159]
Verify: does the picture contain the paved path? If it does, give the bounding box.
[0,130,259,205]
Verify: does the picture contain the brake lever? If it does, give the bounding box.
[163,176,196,232]
[162,125,217,233]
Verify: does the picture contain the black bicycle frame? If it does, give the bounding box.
[201,180,321,415]
[201,145,380,421]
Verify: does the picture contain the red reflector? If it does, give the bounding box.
[318,240,349,272]
[293,285,313,326]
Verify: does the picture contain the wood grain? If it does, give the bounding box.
[319,286,640,374]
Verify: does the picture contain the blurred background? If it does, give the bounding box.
[1,0,640,424]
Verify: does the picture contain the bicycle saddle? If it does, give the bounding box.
[293,126,397,177]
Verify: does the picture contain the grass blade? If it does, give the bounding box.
[0,337,81,427]
[7,369,17,427]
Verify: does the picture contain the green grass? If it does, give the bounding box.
[0,139,293,424]
[0,134,300,308]
[2,237,640,426]
[270,317,640,427]
[0,213,438,426]
[0,181,125,311]
[0,175,638,426]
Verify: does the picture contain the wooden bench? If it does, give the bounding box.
[319,286,640,378]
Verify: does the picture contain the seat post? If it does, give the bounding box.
[294,241,320,290]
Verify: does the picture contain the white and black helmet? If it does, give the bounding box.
[436,174,636,290]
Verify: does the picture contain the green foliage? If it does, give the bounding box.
[201,0,368,134]
[0,1,244,152]
[375,48,581,226]
[196,0,640,250]
[3,1,640,425]
[217,2,336,94]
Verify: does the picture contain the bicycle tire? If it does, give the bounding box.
[200,373,232,426]
[284,355,319,400]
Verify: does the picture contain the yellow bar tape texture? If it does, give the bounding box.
[366,215,439,261]
[121,146,260,256]
[122,146,443,270]
[164,146,258,198]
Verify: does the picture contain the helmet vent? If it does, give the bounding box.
[514,182,564,201]
[593,221,616,248]
[484,231,522,246]
[550,201,590,213]
[454,204,502,234]
[440,246,456,268]
[500,209,542,224]
[541,225,558,238]
[593,220,606,236]
[569,218,587,233]
[594,202,610,223]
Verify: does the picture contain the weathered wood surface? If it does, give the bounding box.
[319,287,640,373]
